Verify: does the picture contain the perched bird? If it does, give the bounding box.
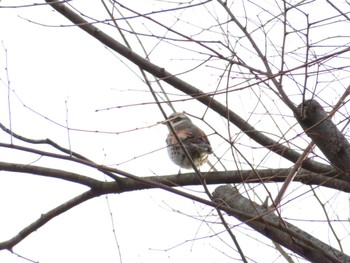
[165,112,212,169]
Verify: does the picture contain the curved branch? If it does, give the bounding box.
[0,123,121,181]
[44,0,332,174]
[0,161,102,188]
[0,122,87,160]
[0,189,99,251]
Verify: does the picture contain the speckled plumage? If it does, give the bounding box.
[165,112,212,169]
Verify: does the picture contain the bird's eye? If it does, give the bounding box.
[172,117,182,123]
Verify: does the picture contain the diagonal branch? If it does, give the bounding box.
[44,0,332,174]
[212,185,350,263]
[295,99,350,182]
[0,189,99,251]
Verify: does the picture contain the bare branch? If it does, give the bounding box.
[273,142,315,208]
[44,0,332,174]
[0,189,98,251]
[0,161,101,188]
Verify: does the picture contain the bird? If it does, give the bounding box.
[165,112,212,169]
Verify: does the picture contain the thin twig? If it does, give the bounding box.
[272,141,315,208]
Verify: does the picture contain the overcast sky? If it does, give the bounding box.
[0,1,349,263]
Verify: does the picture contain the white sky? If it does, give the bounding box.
[0,1,349,263]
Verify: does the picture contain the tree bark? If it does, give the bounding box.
[295,99,350,182]
[212,185,350,263]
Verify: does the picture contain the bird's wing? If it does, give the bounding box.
[179,127,211,147]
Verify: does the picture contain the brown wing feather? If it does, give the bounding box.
[175,126,212,153]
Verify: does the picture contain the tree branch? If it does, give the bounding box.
[0,161,101,188]
[212,185,350,263]
[2,160,349,193]
[0,189,98,251]
[44,0,332,174]
[1,160,349,251]
[295,99,350,182]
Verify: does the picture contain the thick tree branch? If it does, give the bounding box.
[44,0,332,174]
[1,160,349,251]
[295,99,350,182]
[212,185,350,263]
[1,160,350,193]
[153,169,350,193]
